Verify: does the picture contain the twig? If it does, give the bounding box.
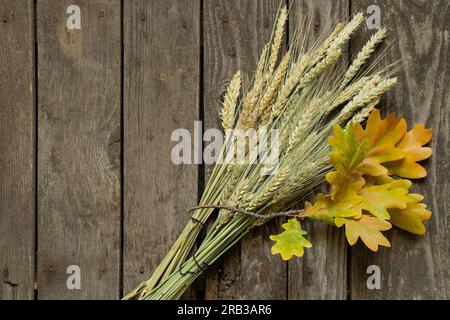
[188,204,305,220]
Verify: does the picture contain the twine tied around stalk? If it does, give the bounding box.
[178,205,306,277]
[179,252,208,276]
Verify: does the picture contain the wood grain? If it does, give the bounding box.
[0,0,448,301]
[37,0,121,299]
[287,0,349,300]
[203,0,287,299]
[0,0,35,300]
[123,0,200,297]
[350,0,449,299]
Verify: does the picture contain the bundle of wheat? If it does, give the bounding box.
[124,5,404,300]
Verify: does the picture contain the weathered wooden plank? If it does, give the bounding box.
[350,0,449,299]
[0,0,35,300]
[123,0,200,297]
[37,0,121,299]
[287,0,348,300]
[203,0,286,299]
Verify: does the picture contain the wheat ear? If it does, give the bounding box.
[269,54,309,120]
[337,77,397,122]
[237,88,259,129]
[220,71,242,130]
[220,167,240,205]
[327,76,372,113]
[343,28,387,85]
[351,98,380,123]
[265,5,288,82]
[327,13,364,53]
[259,51,291,121]
[310,22,345,66]
[273,161,318,202]
[298,48,342,89]
[254,45,269,85]
[246,167,290,211]
[286,99,321,154]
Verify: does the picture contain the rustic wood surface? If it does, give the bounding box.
[123,0,200,297]
[0,0,35,300]
[0,0,448,299]
[36,0,121,299]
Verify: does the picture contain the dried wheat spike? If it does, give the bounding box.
[343,28,387,85]
[338,77,397,122]
[265,5,288,82]
[220,71,242,130]
[259,52,291,121]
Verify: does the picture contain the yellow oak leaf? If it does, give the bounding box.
[367,174,411,189]
[335,215,392,252]
[362,174,431,231]
[305,172,364,221]
[326,170,365,201]
[304,192,361,222]
[384,124,432,179]
[359,182,414,219]
[389,194,431,235]
[355,109,406,176]
[270,219,312,260]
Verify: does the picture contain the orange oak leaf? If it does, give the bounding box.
[384,124,432,179]
[355,109,406,176]
[335,215,392,252]
[388,194,431,235]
